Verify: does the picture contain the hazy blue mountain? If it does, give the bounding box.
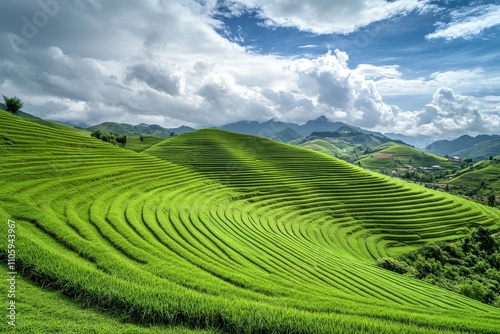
[385,133,435,149]
[220,115,386,139]
[426,134,500,161]
[218,119,300,137]
[271,127,302,143]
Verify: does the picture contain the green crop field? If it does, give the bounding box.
[0,265,212,333]
[1,110,500,333]
[125,135,165,153]
[448,159,500,191]
[299,139,350,158]
[360,142,460,170]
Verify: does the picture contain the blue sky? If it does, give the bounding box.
[0,0,499,138]
[217,1,500,81]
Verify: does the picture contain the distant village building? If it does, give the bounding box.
[448,156,461,162]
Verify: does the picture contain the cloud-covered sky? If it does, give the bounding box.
[1,0,499,138]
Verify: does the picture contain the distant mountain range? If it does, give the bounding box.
[1,107,394,141]
[218,115,387,139]
[307,125,397,146]
[87,122,195,137]
[384,133,435,149]
[426,134,500,161]
[270,127,302,143]
[6,107,499,160]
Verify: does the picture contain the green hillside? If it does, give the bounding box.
[298,139,350,158]
[454,139,500,161]
[14,109,92,137]
[426,135,500,161]
[296,128,387,162]
[360,142,460,170]
[124,135,165,153]
[1,110,500,333]
[0,265,211,333]
[448,158,500,191]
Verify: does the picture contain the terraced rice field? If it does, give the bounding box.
[360,142,459,170]
[448,160,500,192]
[1,110,500,333]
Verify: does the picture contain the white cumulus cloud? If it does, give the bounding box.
[223,0,430,34]
[426,4,500,40]
[355,64,401,79]
[0,0,498,138]
[415,87,499,137]
[290,50,398,128]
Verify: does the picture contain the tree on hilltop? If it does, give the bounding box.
[91,129,127,147]
[2,95,23,114]
[116,135,127,147]
[90,129,105,140]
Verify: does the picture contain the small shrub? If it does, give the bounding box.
[458,281,486,302]
[376,257,417,275]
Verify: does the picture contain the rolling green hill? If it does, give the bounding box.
[448,158,500,191]
[124,135,165,153]
[1,110,500,333]
[4,108,92,137]
[360,142,460,170]
[296,126,391,162]
[298,139,350,158]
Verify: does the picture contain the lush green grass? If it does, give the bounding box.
[448,159,500,191]
[299,139,349,158]
[1,110,500,333]
[0,266,215,333]
[124,135,165,152]
[360,142,459,170]
[20,114,91,137]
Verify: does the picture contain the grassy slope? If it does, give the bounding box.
[17,112,91,137]
[87,122,141,136]
[2,111,500,333]
[0,266,213,334]
[360,142,459,170]
[298,139,349,158]
[448,159,500,191]
[125,135,165,153]
[298,134,383,156]
[454,139,500,161]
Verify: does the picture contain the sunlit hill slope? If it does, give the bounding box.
[1,110,500,333]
